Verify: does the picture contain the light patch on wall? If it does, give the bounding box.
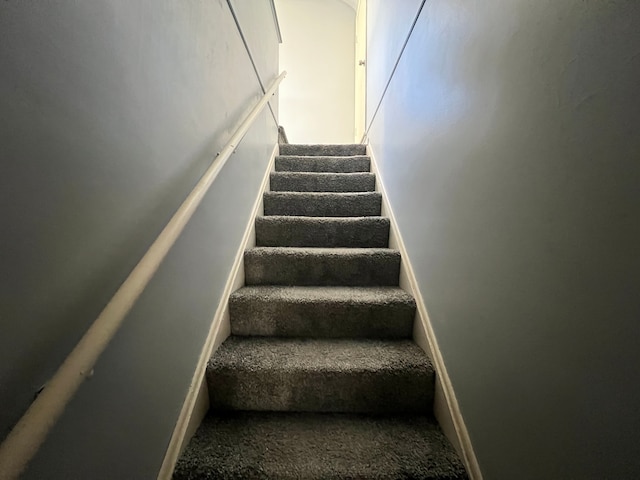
[276,0,355,143]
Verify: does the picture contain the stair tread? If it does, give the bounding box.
[255,216,390,248]
[230,286,415,338]
[263,191,382,217]
[271,172,373,177]
[280,144,366,156]
[208,338,433,413]
[231,285,413,304]
[256,214,389,223]
[174,411,468,480]
[276,155,369,159]
[246,246,399,256]
[265,191,379,197]
[210,336,431,372]
[275,155,370,173]
[244,247,400,287]
[270,172,375,192]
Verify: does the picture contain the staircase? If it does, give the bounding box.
[173,144,468,479]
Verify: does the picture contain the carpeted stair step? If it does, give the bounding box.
[276,155,371,173]
[207,337,434,413]
[229,286,415,338]
[255,216,389,248]
[270,172,375,192]
[263,191,381,217]
[280,143,366,156]
[174,411,469,480]
[244,247,400,286]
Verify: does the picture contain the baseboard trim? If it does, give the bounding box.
[366,145,483,480]
[157,143,279,480]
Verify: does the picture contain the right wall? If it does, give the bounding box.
[366,1,640,478]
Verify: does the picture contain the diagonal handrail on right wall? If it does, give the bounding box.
[361,0,427,144]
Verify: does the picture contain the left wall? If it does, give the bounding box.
[0,1,279,478]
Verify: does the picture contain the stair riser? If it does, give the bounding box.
[244,250,401,286]
[275,156,370,173]
[280,144,366,156]
[255,217,389,248]
[264,193,381,217]
[270,173,375,192]
[229,296,414,338]
[208,368,433,413]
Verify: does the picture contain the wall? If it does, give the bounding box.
[276,0,355,143]
[366,1,640,479]
[0,1,279,478]
[354,0,367,141]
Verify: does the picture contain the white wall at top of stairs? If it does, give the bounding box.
[276,0,356,143]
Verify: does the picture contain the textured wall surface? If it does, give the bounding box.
[0,1,279,478]
[276,0,355,143]
[366,0,640,478]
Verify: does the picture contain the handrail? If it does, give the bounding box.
[361,0,427,144]
[0,71,287,480]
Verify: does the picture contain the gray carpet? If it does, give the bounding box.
[255,216,390,248]
[174,144,468,479]
[244,247,401,286]
[279,144,366,156]
[270,172,375,192]
[263,191,382,217]
[275,155,370,173]
[174,412,468,480]
[229,285,415,338]
[208,336,434,413]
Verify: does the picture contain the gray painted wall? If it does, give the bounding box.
[0,1,279,478]
[367,1,640,478]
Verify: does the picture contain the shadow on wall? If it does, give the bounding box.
[368,0,640,478]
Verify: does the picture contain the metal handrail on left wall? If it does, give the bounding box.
[0,71,287,480]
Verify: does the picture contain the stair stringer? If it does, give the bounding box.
[157,143,279,480]
[366,144,484,480]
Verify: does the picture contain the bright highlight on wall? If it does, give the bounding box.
[276,0,356,143]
